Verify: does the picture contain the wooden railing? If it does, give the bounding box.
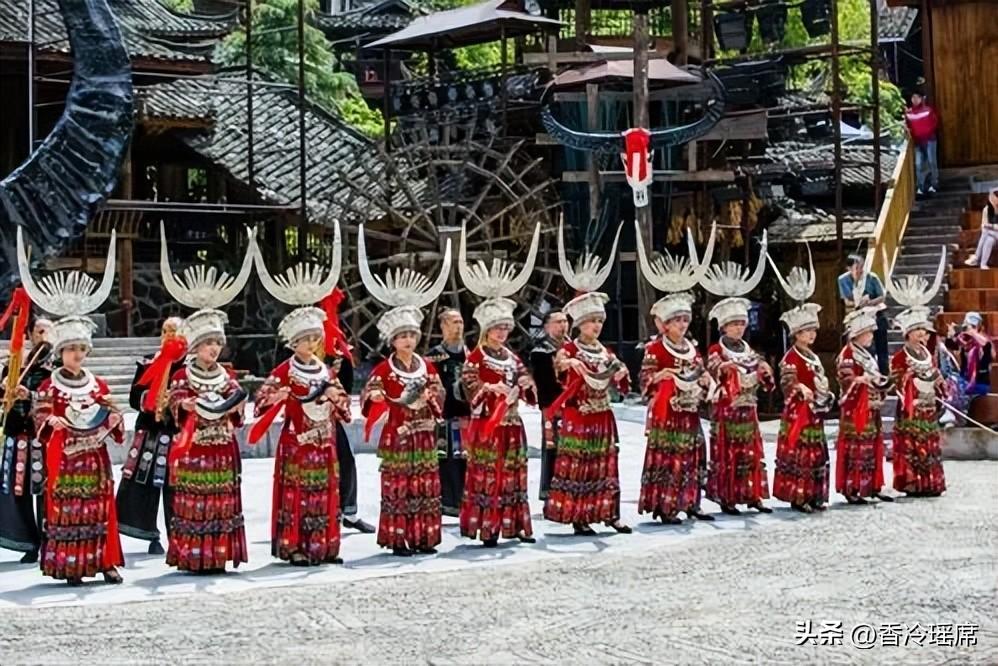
[868,141,915,277]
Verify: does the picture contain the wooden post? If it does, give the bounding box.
[500,21,508,136]
[919,0,933,100]
[700,0,712,62]
[296,0,308,262]
[575,0,591,49]
[830,0,844,334]
[383,47,391,150]
[119,234,133,336]
[634,11,654,342]
[870,0,881,210]
[586,83,601,224]
[672,0,688,65]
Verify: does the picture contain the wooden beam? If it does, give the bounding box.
[586,82,601,223]
[560,169,736,182]
[633,11,653,342]
[671,0,688,64]
[523,50,679,65]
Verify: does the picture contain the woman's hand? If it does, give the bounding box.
[368,390,386,403]
[180,397,197,412]
[653,367,676,383]
[46,415,66,431]
[798,384,814,402]
[613,366,629,382]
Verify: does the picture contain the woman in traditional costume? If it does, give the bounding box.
[634,223,717,524]
[18,229,125,585]
[357,225,449,557]
[884,246,948,497]
[456,222,539,546]
[544,222,632,536]
[252,223,351,565]
[769,246,833,513]
[836,305,894,504]
[700,232,774,516]
[159,224,253,572]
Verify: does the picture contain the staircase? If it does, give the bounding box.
[884,185,967,356]
[1,337,160,413]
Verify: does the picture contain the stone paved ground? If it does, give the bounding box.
[2,460,995,665]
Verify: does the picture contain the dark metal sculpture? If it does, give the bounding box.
[540,71,727,155]
[0,0,134,285]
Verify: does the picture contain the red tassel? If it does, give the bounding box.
[0,287,30,334]
[851,384,870,434]
[104,487,123,568]
[364,401,388,442]
[137,336,188,414]
[320,288,353,358]
[786,400,811,449]
[249,400,284,445]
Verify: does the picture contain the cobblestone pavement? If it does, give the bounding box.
[2,461,995,665]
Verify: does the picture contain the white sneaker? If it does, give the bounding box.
[965,254,979,266]
[917,188,924,196]
[928,185,938,194]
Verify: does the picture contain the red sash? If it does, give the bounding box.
[650,377,675,424]
[249,400,285,445]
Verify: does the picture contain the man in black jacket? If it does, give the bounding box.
[115,317,185,555]
[529,310,568,500]
[0,317,52,562]
[332,349,376,533]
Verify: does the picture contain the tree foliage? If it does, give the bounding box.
[216,0,384,137]
[161,0,194,11]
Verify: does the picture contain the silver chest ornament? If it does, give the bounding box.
[291,358,332,423]
[52,370,105,430]
[576,340,622,391]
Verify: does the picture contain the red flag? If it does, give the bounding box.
[45,427,66,524]
[785,400,812,450]
[248,400,284,445]
[851,384,870,435]
[168,414,197,469]
[364,400,388,442]
[650,377,675,424]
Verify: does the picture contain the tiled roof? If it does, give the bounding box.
[878,6,918,42]
[134,74,389,220]
[767,205,876,245]
[0,0,234,63]
[761,141,899,189]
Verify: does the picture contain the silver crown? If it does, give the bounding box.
[160,221,256,311]
[636,221,716,294]
[558,217,622,293]
[17,226,116,317]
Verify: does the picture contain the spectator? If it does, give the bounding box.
[904,92,940,197]
[964,187,998,270]
[838,254,889,374]
[947,312,994,396]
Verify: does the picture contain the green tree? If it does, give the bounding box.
[216,0,384,137]
[162,0,194,11]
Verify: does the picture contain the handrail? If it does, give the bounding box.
[867,140,914,278]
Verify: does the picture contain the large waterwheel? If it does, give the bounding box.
[329,130,562,356]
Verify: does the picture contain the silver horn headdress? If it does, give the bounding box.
[358,223,452,341]
[700,230,768,329]
[17,226,116,354]
[254,220,342,347]
[882,244,946,335]
[160,221,256,348]
[459,220,540,332]
[636,221,716,323]
[767,242,821,336]
[558,217,623,326]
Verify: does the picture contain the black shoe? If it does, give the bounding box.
[660,516,683,525]
[720,505,741,516]
[605,521,632,534]
[392,547,414,557]
[148,540,165,556]
[67,577,83,587]
[516,533,536,544]
[483,537,499,548]
[417,547,437,555]
[573,523,597,536]
[102,568,123,584]
[875,493,895,502]
[846,496,868,505]
[290,553,310,567]
[791,503,813,514]
[687,509,715,522]
[343,517,376,534]
[19,550,38,564]
[749,502,773,514]
[811,503,827,512]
